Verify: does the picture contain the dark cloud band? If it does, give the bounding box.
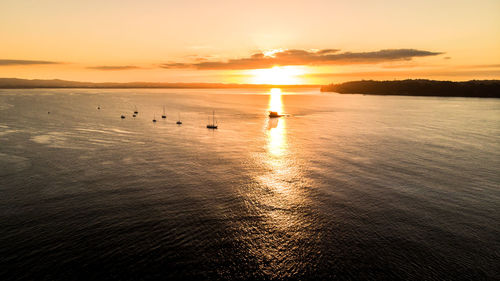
[161,48,443,70]
[0,59,61,66]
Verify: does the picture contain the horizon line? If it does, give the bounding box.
[0,77,499,90]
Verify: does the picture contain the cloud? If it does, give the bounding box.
[87,65,141,71]
[316,49,340,55]
[160,48,443,70]
[0,59,61,66]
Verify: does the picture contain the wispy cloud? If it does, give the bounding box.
[0,59,61,66]
[160,48,443,70]
[87,65,141,71]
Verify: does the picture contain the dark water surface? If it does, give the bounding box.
[1,88,499,280]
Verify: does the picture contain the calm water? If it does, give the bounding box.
[0,88,499,280]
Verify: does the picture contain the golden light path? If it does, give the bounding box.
[267,88,286,157]
[263,88,295,197]
[245,88,317,276]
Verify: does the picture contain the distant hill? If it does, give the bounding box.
[321,79,500,98]
[0,78,317,89]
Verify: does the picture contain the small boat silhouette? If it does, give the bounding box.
[269,111,283,118]
[162,106,166,119]
[121,115,125,119]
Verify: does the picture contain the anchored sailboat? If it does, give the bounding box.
[206,111,218,129]
[176,113,182,125]
[162,106,166,119]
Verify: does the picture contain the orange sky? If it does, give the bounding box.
[1,0,499,84]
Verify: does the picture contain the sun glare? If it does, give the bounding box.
[249,66,305,85]
[269,88,283,114]
[263,49,284,57]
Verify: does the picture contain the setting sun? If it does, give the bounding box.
[249,66,305,85]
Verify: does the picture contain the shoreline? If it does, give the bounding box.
[321,79,500,98]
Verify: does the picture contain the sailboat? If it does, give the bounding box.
[206,111,218,129]
[152,114,157,122]
[162,106,166,119]
[176,113,182,125]
[134,105,138,114]
[121,115,125,119]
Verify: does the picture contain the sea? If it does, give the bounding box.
[0,88,499,280]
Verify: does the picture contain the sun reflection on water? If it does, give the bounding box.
[246,88,316,276]
[264,88,292,192]
[269,88,283,115]
[267,88,286,157]
[241,88,317,277]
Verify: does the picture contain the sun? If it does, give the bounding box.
[249,66,305,85]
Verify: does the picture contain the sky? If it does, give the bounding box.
[1,0,499,84]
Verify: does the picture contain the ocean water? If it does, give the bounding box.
[0,88,499,280]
